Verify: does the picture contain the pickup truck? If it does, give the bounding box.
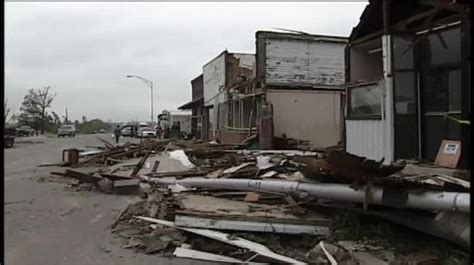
[16,125,35,137]
[137,127,157,138]
[58,124,76,137]
[4,127,16,148]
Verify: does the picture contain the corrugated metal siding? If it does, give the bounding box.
[203,53,226,107]
[346,120,386,161]
[344,35,395,164]
[265,39,345,87]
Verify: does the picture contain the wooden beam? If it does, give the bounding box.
[350,29,384,46]
[393,7,440,28]
[383,0,390,34]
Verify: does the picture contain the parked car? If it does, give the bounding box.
[16,125,35,137]
[99,129,107,134]
[4,127,16,148]
[58,125,76,137]
[137,127,157,138]
[121,127,132,137]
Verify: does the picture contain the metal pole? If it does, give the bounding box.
[141,177,470,213]
[150,82,154,123]
[126,75,154,123]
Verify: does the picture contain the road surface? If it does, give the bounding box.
[4,134,205,265]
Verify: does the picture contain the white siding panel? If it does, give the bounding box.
[346,120,386,161]
[265,39,345,87]
[344,36,395,164]
[203,53,226,107]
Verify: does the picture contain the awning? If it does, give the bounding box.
[178,97,203,110]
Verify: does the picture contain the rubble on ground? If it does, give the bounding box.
[41,138,470,264]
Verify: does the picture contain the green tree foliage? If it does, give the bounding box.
[76,118,111,134]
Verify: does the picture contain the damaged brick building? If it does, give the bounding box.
[202,51,256,142]
[178,75,204,139]
[179,31,348,149]
[255,31,347,148]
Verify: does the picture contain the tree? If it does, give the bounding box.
[82,115,87,123]
[51,111,61,125]
[36,86,56,133]
[18,89,41,131]
[18,86,56,134]
[4,99,11,125]
[76,118,111,134]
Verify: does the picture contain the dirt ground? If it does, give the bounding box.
[4,134,209,265]
[4,134,470,265]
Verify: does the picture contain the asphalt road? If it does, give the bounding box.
[4,134,205,265]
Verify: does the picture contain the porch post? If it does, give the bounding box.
[382,0,395,164]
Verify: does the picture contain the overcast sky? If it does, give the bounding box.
[5,2,367,122]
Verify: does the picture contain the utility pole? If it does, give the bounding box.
[126,75,154,123]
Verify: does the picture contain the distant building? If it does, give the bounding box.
[169,110,192,135]
[178,74,204,139]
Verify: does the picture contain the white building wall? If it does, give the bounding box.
[345,35,395,164]
[346,120,386,161]
[234,53,255,69]
[265,39,346,87]
[203,52,226,134]
[170,111,192,134]
[172,115,191,134]
[203,52,226,107]
[267,89,343,148]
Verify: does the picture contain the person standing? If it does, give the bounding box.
[114,125,121,144]
[156,124,161,139]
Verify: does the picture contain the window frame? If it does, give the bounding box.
[346,80,384,120]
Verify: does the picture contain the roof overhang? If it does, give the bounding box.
[349,0,469,42]
[256,30,348,44]
[178,97,204,110]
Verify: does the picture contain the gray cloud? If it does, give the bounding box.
[5,2,367,122]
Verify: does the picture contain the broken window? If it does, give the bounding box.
[422,68,461,112]
[218,103,229,129]
[393,36,414,70]
[417,25,463,113]
[347,82,383,117]
[219,96,262,129]
[418,27,461,68]
[394,72,417,114]
[349,38,383,82]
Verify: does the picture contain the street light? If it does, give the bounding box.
[126,75,154,122]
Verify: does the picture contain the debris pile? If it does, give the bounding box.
[43,139,470,264]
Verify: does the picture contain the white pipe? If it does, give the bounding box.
[141,177,470,213]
